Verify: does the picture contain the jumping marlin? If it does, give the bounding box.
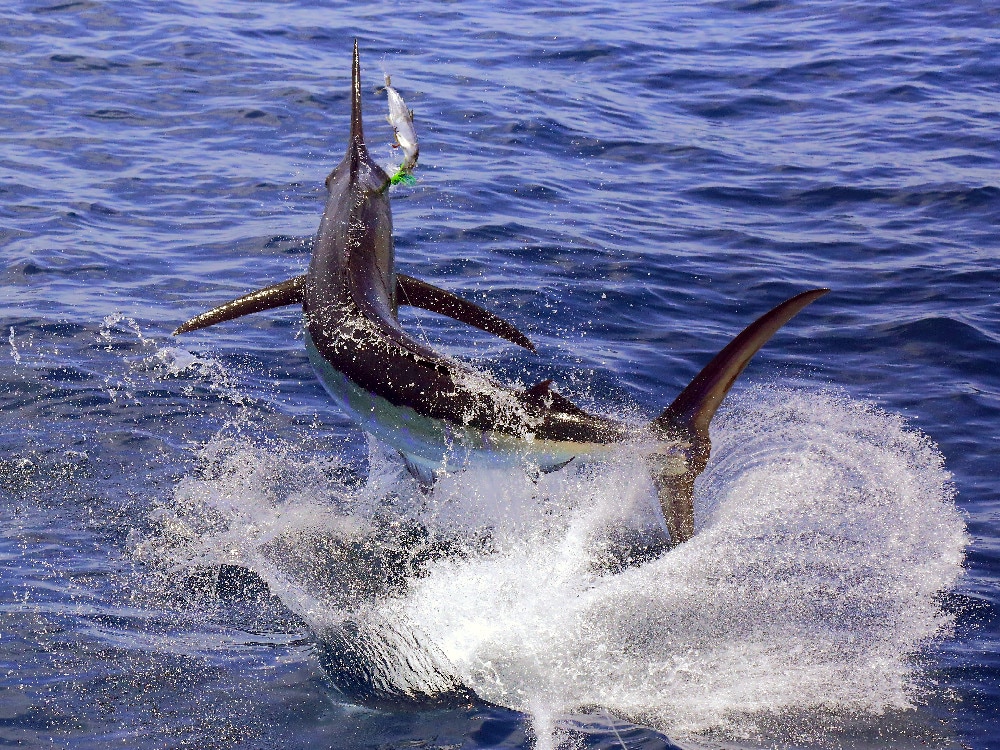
[175,42,828,546]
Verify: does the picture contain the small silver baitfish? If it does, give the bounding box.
[384,74,418,184]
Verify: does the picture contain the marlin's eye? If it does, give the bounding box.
[325,166,342,190]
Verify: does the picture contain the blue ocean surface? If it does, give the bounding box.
[1,0,997,748]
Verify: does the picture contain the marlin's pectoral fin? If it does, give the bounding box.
[396,273,536,352]
[173,275,305,335]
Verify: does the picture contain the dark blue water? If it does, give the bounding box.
[1,1,997,748]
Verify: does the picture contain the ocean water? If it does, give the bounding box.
[0,1,996,748]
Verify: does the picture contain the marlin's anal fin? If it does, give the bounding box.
[399,452,436,492]
[649,288,830,546]
[396,273,535,352]
[173,275,305,335]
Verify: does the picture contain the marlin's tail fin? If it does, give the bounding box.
[649,288,829,545]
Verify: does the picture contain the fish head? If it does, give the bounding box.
[324,39,390,196]
[308,41,395,325]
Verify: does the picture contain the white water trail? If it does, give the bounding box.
[141,386,967,747]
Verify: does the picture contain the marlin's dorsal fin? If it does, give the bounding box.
[523,378,590,417]
[396,273,535,352]
[173,275,305,335]
[525,379,553,398]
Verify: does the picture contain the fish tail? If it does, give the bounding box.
[648,288,829,545]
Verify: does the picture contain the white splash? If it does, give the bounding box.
[97,313,244,404]
[143,387,967,747]
[403,389,966,741]
[8,326,20,364]
[99,312,153,349]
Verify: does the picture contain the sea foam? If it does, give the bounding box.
[142,387,967,747]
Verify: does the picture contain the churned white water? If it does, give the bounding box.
[141,384,967,747]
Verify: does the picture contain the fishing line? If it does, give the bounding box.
[603,709,629,750]
[397,275,435,348]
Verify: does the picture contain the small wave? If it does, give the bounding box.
[684,183,1000,219]
[875,315,1000,350]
